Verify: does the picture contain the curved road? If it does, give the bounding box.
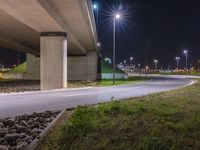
[0,77,194,118]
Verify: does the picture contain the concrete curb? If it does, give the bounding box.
[28,109,66,150]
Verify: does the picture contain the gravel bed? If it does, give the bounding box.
[0,110,60,150]
[0,80,94,93]
[0,80,40,93]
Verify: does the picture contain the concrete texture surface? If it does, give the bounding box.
[40,33,67,90]
[24,54,40,80]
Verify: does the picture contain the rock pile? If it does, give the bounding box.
[0,80,40,93]
[0,110,60,150]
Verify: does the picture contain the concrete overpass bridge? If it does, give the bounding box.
[0,0,98,90]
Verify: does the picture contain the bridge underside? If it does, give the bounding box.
[0,0,98,90]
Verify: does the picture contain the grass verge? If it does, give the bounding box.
[68,76,148,88]
[100,60,124,73]
[95,76,148,87]
[8,62,26,73]
[38,80,200,150]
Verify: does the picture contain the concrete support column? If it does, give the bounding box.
[40,32,67,90]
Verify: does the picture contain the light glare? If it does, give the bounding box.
[115,14,120,19]
[93,4,97,9]
[154,59,158,63]
[183,50,188,54]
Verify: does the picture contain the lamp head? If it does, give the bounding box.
[115,13,121,19]
[93,4,97,9]
[183,50,188,54]
[154,59,158,63]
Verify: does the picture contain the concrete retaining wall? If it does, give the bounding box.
[2,73,24,79]
[68,51,97,81]
[24,51,97,81]
[24,54,40,80]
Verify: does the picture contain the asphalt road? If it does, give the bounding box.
[0,77,194,118]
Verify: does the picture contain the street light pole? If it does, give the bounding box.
[113,17,116,84]
[93,4,99,37]
[175,57,180,70]
[112,14,120,85]
[93,4,101,54]
[153,59,158,71]
[138,63,141,77]
[130,57,133,67]
[183,50,188,70]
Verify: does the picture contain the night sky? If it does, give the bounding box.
[1,0,200,69]
[95,0,200,68]
[0,48,25,67]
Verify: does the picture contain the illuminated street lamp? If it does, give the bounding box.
[153,59,158,71]
[130,57,133,66]
[183,50,188,70]
[97,42,101,47]
[93,4,97,9]
[138,63,141,76]
[175,57,180,70]
[93,4,100,52]
[123,60,127,66]
[138,63,141,69]
[113,13,121,84]
[93,4,99,33]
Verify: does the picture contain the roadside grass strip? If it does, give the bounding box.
[39,80,200,150]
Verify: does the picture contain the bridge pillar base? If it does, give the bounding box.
[40,32,67,90]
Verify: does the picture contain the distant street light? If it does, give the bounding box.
[168,66,170,70]
[93,4,99,33]
[97,42,101,47]
[123,60,127,66]
[175,57,180,70]
[93,4,97,9]
[153,59,158,71]
[183,50,188,70]
[138,63,141,69]
[138,63,141,76]
[113,13,121,84]
[130,57,133,66]
[93,4,100,53]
